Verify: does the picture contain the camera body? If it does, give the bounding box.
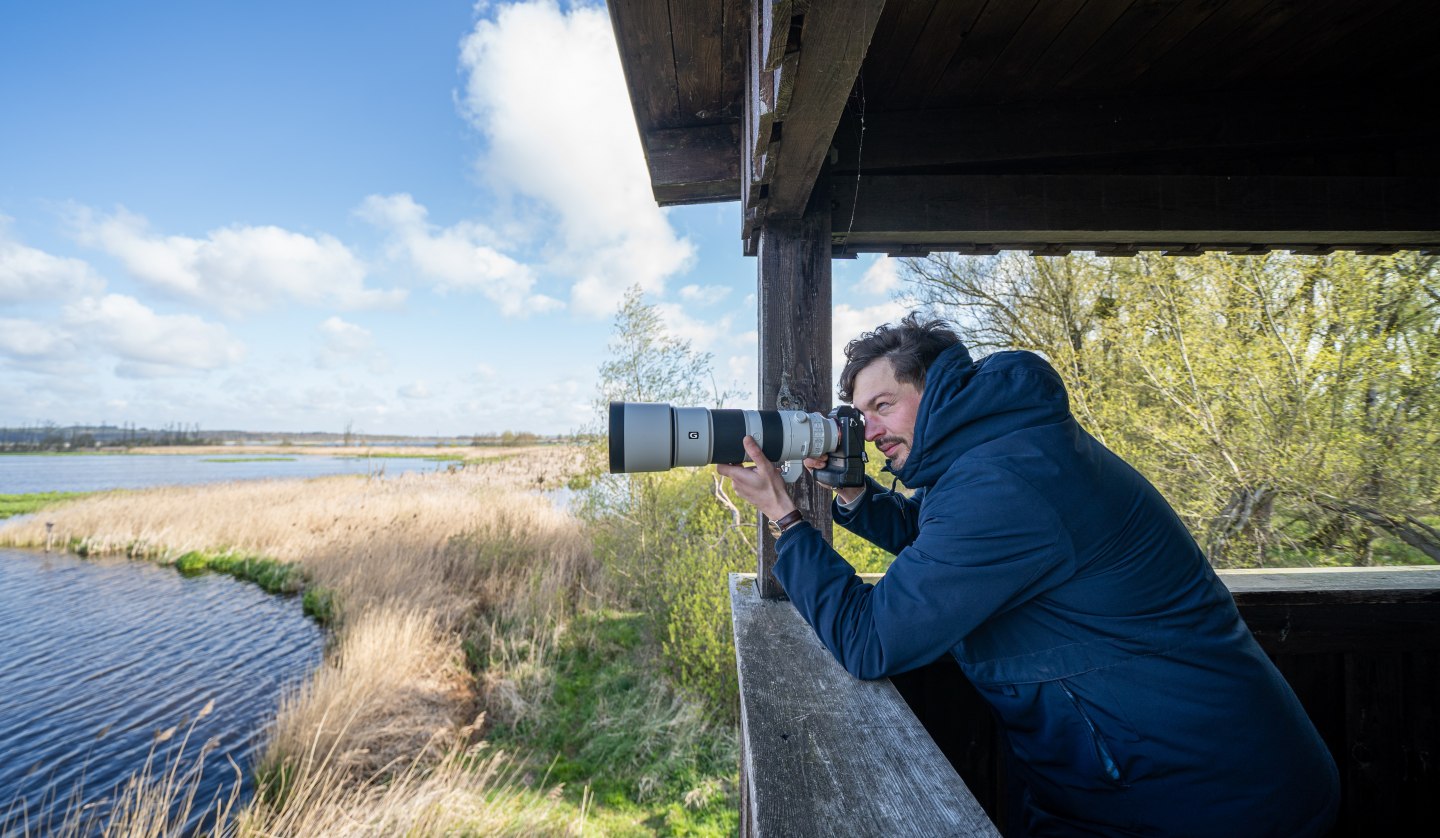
[812,405,867,488]
[608,401,868,488]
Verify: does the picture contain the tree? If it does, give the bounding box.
[594,285,727,411]
[903,251,1440,567]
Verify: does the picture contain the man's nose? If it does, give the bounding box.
[864,420,884,442]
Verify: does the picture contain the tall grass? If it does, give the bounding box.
[0,446,598,835]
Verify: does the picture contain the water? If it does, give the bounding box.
[0,453,445,494]
[0,548,323,833]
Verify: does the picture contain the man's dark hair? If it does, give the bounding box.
[838,313,963,402]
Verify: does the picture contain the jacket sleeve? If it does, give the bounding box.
[776,465,1076,680]
[831,475,925,555]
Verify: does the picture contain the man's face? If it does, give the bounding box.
[851,358,923,470]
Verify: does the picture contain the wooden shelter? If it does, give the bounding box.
[606,2,1440,834]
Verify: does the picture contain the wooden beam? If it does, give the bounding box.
[756,183,832,599]
[605,0,680,132]
[731,574,1002,836]
[746,0,887,226]
[831,92,1440,173]
[831,174,1440,254]
[645,123,741,204]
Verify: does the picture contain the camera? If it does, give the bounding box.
[608,402,867,488]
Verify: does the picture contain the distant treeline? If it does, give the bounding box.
[0,423,211,452]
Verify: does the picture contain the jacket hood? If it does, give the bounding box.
[890,347,1072,488]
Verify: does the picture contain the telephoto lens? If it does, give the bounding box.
[608,402,839,475]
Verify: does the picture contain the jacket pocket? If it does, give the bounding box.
[1058,680,1129,788]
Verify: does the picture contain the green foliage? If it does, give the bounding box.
[0,491,91,518]
[301,586,337,625]
[487,611,738,836]
[172,550,305,595]
[583,468,753,718]
[906,251,1440,567]
[594,285,737,415]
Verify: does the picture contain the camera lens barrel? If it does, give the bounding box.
[609,402,838,473]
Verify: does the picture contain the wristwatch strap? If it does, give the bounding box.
[769,509,804,536]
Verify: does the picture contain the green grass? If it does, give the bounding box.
[202,456,297,463]
[338,451,468,462]
[174,550,304,594]
[0,491,92,519]
[170,550,338,624]
[486,611,738,836]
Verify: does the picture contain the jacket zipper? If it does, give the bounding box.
[1058,681,1124,784]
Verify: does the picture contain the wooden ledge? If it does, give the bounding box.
[730,573,999,837]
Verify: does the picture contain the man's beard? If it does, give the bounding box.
[878,436,909,468]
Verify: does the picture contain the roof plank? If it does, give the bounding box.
[671,0,725,122]
[927,0,1042,108]
[833,173,1440,253]
[995,0,1133,101]
[760,0,888,220]
[831,90,1440,172]
[606,0,681,131]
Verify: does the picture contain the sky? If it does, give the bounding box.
[0,0,907,436]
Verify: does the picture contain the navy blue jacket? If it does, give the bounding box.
[774,346,1339,836]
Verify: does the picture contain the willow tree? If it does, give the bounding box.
[905,251,1439,567]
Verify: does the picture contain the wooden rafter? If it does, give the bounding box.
[832,174,1440,256]
[744,0,886,242]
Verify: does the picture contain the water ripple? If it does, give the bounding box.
[0,549,323,834]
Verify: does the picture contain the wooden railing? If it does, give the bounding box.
[731,566,1440,836]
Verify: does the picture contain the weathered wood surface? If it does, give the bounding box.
[755,184,832,599]
[731,573,1000,837]
[1220,567,1440,656]
[754,0,886,221]
[1220,566,1440,598]
[849,568,1440,836]
[832,173,1440,255]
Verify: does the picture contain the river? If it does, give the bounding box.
[0,452,446,495]
[0,548,323,833]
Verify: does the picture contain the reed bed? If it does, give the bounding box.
[0,446,597,836]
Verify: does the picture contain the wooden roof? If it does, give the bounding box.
[607,0,1440,255]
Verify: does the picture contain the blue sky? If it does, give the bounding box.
[0,0,905,436]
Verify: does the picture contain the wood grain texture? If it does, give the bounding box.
[831,173,1440,253]
[761,0,886,221]
[606,0,681,130]
[731,574,1001,837]
[755,185,833,598]
[646,123,741,204]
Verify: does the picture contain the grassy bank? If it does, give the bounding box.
[0,445,740,835]
[0,491,92,519]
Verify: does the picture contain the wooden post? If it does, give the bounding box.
[755,182,832,599]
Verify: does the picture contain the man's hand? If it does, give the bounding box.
[802,453,866,505]
[715,437,797,521]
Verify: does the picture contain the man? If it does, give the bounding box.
[717,315,1339,837]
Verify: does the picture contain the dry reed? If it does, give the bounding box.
[0,446,596,835]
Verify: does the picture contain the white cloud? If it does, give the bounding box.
[653,302,733,355]
[833,301,909,386]
[398,380,433,400]
[0,219,105,302]
[356,193,561,317]
[0,317,75,359]
[63,294,245,377]
[314,315,391,373]
[858,256,901,296]
[318,316,373,356]
[679,284,731,307]
[71,206,404,316]
[458,0,694,316]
